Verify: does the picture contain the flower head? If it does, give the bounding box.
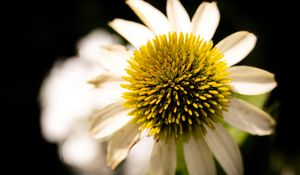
[122,32,232,142]
[90,0,277,174]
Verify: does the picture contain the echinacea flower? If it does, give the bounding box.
[89,1,277,175]
[40,30,121,175]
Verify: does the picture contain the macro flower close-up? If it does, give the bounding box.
[17,0,300,174]
[88,0,277,175]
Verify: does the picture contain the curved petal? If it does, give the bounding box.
[126,0,171,34]
[184,136,216,175]
[191,2,220,41]
[166,0,191,32]
[224,98,275,135]
[230,66,277,95]
[217,31,257,66]
[149,140,177,175]
[109,18,154,47]
[107,122,140,169]
[88,72,126,106]
[204,124,243,175]
[90,102,132,139]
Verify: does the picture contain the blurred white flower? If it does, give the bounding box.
[40,57,101,142]
[40,29,122,175]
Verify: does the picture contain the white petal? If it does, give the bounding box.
[126,0,171,34]
[90,83,127,108]
[90,44,130,75]
[88,72,127,107]
[204,124,243,175]
[149,140,177,175]
[224,98,275,135]
[109,18,154,47]
[166,0,191,32]
[77,29,121,63]
[59,128,113,174]
[124,136,154,175]
[230,66,277,95]
[191,2,220,41]
[184,136,216,175]
[107,122,140,169]
[40,57,103,142]
[217,31,257,66]
[60,130,100,168]
[90,102,132,139]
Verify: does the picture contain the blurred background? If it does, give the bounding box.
[13,0,299,174]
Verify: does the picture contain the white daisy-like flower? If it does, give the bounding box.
[40,29,122,175]
[89,1,277,175]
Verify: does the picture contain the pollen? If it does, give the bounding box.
[122,32,232,142]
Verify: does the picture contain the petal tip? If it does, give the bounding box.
[209,1,218,8]
[249,32,257,43]
[191,0,220,40]
[107,158,119,170]
[108,18,119,28]
[202,1,217,5]
[125,0,134,5]
[244,31,257,43]
[126,0,142,11]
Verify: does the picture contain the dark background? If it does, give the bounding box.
[11,0,298,174]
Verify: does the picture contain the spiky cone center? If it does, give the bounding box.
[122,32,232,142]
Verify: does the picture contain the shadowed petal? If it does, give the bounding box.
[107,122,140,169]
[184,136,216,175]
[90,102,132,139]
[149,140,176,175]
[124,136,155,175]
[230,66,277,95]
[204,123,243,175]
[224,98,275,135]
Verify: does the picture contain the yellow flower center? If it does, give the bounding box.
[122,32,232,142]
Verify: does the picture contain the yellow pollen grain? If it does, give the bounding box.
[193,103,198,108]
[199,96,207,100]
